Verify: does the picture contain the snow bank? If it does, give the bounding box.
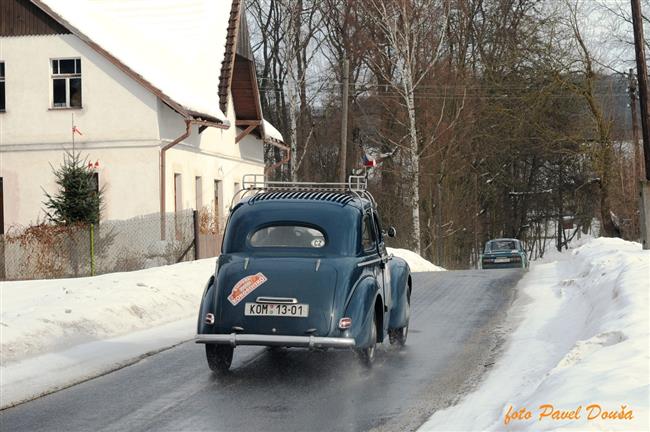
[419,237,649,431]
[388,248,445,272]
[1,318,195,409]
[0,258,216,365]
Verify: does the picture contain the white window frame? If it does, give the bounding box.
[51,58,82,109]
[195,176,203,210]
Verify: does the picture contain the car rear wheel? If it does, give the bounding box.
[357,313,377,367]
[389,325,408,346]
[206,344,233,373]
[389,283,410,347]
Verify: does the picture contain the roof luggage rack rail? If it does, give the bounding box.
[231,174,375,209]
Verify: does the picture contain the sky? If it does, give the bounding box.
[578,0,646,72]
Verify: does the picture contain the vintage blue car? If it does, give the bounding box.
[195,175,412,372]
[479,238,529,269]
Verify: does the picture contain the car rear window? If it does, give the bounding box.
[250,225,326,248]
[486,240,517,252]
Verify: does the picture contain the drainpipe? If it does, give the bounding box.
[160,119,192,240]
[160,118,228,240]
[265,140,291,177]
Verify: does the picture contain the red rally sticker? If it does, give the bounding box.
[227,272,268,306]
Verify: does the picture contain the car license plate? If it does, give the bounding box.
[494,257,510,263]
[245,303,309,317]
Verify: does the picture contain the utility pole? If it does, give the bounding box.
[631,0,650,249]
[339,58,349,183]
[435,182,443,266]
[629,69,642,184]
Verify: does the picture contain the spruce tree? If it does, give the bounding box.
[43,151,102,225]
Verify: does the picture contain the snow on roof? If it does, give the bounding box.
[37,0,230,123]
[263,119,284,143]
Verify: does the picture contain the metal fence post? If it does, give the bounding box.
[193,209,200,260]
[0,235,5,280]
[90,223,96,276]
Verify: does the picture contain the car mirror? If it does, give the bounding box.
[387,226,397,238]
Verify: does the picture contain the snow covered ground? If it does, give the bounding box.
[0,248,440,408]
[0,258,215,408]
[419,237,649,431]
[389,248,445,272]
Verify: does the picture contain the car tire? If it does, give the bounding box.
[389,283,410,347]
[357,313,377,367]
[206,344,233,373]
[389,324,408,346]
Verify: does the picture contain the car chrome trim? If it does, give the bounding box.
[255,296,298,304]
[357,257,382,267]
[195,333,356,349]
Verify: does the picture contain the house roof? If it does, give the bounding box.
[30,0,286,144]
[33,0,231,124]
[218,0,241,115]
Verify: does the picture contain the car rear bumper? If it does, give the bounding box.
[481,263,524,269]
[195,333,356,349]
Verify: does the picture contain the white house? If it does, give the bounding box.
[0,0,287,236]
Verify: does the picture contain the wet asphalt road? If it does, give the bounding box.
[0,269,522,432]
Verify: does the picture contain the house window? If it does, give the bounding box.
[0,62,5,112]
[195,176,202,210]
[214,180,222,231]
[174,173,182,213]
[51,58,82,108]
[0,177,4,235]
[173,173,183,240]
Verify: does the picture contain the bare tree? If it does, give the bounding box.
[554,0,618,237]
[363,0,450,254]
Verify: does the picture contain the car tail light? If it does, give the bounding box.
[338,317,352,329]
[205,313,215,325]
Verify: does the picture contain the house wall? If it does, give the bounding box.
[1,146,159,229]
[0,34,162,229]
[0,34,160,144]
[0,33,266,233]
[160,95,265,227]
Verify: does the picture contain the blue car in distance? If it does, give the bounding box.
[479,238,529,270]
[195,175,412,372]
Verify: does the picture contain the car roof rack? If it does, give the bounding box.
[231,174,376,210]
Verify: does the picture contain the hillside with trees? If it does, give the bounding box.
[247,0,645,268]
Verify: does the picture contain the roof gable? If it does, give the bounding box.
[218,0,241,115]
[1,0,70,36]
[33,0,231,124]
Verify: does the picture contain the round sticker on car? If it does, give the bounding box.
[311,238,325,248]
